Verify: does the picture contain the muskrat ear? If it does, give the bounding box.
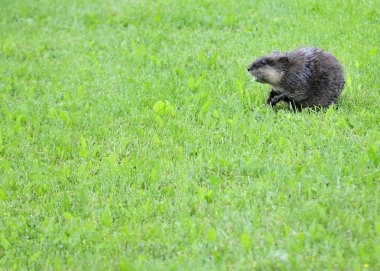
[279,56,289,64]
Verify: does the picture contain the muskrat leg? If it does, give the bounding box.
[267,88,281,105]
[269,88,280,97]
[268,93,287,106]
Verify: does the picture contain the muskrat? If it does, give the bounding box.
[247,47,345,110]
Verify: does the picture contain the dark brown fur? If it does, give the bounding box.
[247,47,345,110]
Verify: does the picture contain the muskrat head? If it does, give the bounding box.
[247,54,289,86]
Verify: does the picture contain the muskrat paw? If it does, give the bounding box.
[266,97,277,107]
[266,96,274,106]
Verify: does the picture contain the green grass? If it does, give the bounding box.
[0,0,379,270]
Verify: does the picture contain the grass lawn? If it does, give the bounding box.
[0,0,379,270]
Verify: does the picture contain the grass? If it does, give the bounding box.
[0,0,379,270]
